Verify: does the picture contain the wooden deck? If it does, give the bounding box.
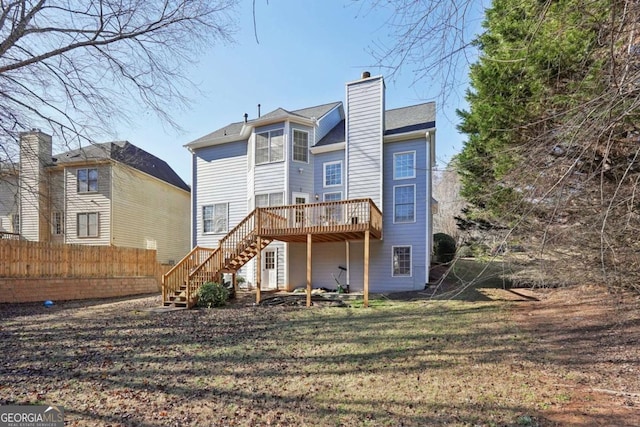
[162,198,382,308]
[255,198,382,242]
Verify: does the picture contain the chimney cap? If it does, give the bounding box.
[361,71,371,79]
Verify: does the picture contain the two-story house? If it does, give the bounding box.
[0,131,190,264]
[165,73,435,306]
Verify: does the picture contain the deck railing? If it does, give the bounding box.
[257,198,382,237]
[162,198,382,307]
[162,246,216,304]
[0,231,20,240]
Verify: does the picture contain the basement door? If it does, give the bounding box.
[262,249,278,289]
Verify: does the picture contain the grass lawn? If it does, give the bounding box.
[0,298,567,426]
[1,291,567,427]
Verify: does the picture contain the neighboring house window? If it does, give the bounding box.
[255,129,284,164]
[394,184,415,223]
[77,168,98,192]
[51,212,63,235]
[323,161,342,187]
[11,214,19,234]
[394,151,416,180]
[77,212,98,237]
[203,203,228,233]
[292,129,309,162]
[392,246,412,277]
[256,192,284,207]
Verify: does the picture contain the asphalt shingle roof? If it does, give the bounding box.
[316,102,436,146]
[385,102,436,135]
[190,102,343,146]
[54,141,190,192]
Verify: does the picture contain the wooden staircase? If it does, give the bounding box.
[162,199,384,309]
[162,209,275,308]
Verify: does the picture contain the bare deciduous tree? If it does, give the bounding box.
[0,0,238,157]
[432,168,465,239]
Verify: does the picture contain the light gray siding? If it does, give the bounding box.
[254,162,285,196]
[314,150,345,200]
[315,105,343,144]
[371,138,429,291]
[193,141,248,248]
[287,241,349,291]
[289,123,314,199]
[346,76,384,208]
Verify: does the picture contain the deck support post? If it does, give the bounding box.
[307,233,312,307]
[256,237,261,305]
[232,272,237,295]
[364,230,370,308]
[345,241,350,291]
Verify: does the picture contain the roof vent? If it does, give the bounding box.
[258,103,261,118]
[243,113,248,123]
[362,71,371,79]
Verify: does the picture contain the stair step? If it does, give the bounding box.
[163,301,188,308]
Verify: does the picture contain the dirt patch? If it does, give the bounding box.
[511,285,640,426]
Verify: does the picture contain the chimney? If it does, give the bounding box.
[19,130,53,242]
[244,113,248,123]
[345,73,385,209]
[257,103,261,118]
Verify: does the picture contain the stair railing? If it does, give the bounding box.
[162,246,216,303]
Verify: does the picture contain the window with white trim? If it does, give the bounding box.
[323,192,342,224]
[292,129,309,162]
[255,129,284,164]
[323,192,342,202]
[203,203,228,233]
[392,246,412,277]
[77,212,98,237]
[255,192,284,207]
[323,161,342,187]
[51,211,63,235]
[394,185,415,223]
[394,151,416,180]
[77,168,98,192]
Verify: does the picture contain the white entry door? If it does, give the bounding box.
[262,249,278,289]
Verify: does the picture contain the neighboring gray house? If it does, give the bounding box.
[177,73,436,297]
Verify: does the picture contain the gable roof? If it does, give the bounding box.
[317,102,436,146]
[316,119,346,146]
[187,102,343,149]
[53,141,190,192]
[289,101,341,120]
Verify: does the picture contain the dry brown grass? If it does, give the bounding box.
[0,281,637,426]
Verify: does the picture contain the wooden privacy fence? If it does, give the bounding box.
[0,240,160,278]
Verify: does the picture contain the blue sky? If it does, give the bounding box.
[114,1,484,184]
